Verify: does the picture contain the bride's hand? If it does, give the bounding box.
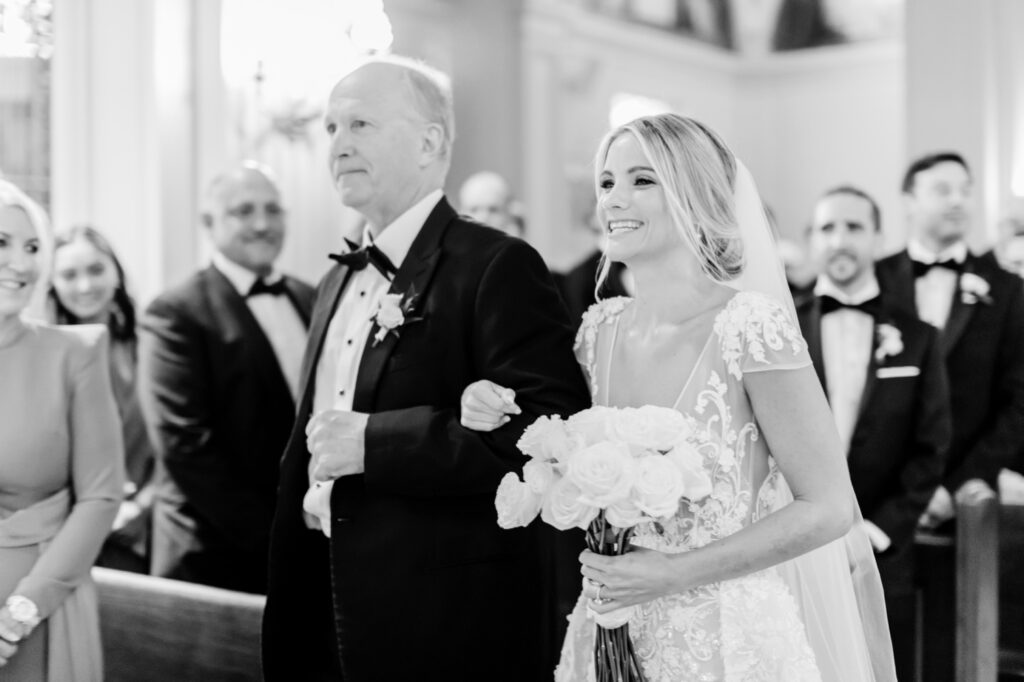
[460,380,521,432]
[579,547,682,614]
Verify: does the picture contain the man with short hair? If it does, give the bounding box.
[139,162,314,593]
[876,152,1024,682]
[798,186,950,681]
[263,57,589,681]
[458,170,524,237]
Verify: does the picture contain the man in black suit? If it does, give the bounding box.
[797,186,950,681]
[262,56,590,682]
[876,152,1024,682]
[139,162,314,594]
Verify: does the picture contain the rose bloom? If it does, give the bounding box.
[567,406,615,446]
[666,441,713,502]
[605,497,645,529]
[567,441,635,506]
[541,477,599,530]
[375,293,405,329]
[494,472,542,529]
[607,405,690,453]
[523,459,557,496]
[517,415,574,461]
[634,455,685,518]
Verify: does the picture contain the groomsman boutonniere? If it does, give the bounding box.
[875,324,904,363]
[371,287,422,346]
[960,273,993,305]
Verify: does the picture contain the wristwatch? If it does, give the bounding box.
[5,595,40,628]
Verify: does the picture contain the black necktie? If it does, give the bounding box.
[247,278,287,298]
[911,258,962,278]
[329,239,398,279]
[819,295,882,317]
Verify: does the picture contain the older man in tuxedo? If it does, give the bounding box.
[797,186,950,681]
[139,163,314,593]
[876,152,1024,682]
[262,56,590,681]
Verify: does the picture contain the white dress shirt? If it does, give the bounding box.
[304,189,443,535]
[815,275,892,552]
[815,276,880,455]
[907,239,967,330]
[211,252,307,400]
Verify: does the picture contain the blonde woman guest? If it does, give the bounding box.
[46,225,155,573]
[0,181,124,680]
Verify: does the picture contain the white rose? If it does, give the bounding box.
[634,455,685,518]
[567,441,636,506]
[517,415,574,461]
[375,293,405,329]
[605,497,645,528]
[607,406,690,453]
[494,472,542,529]
[666,441,713,502]
[567,406,615,446]
[523,459,557,497]
[541,477,600,530]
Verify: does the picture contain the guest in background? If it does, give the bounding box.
[139,162,314,593]
[458,170,525,238]
[798,186,950,681]
[993,215,1024,278]
[47,226,154,573]
[0,180,124,680]
[876,152,1024,682]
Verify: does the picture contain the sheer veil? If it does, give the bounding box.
[727,161,898,682]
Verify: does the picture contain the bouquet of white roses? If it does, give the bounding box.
[494,405,713,682]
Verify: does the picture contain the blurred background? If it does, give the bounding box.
[0,0,1022,304]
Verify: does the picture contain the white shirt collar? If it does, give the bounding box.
[907,239,968,265]
[362,189,444,270]
[814,275,880,306]
[211,250,282,296]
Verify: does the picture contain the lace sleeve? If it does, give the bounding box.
[715,291,810,380]
[573,296,631,400]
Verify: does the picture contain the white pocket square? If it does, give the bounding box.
[876,366,920,379]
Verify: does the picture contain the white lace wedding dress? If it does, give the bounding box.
[556,291,824,682]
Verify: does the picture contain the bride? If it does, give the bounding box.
[460,114,896,681]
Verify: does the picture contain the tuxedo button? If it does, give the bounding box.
[339,389,346,396]
[346,339,353,346]
[359,291,366,297]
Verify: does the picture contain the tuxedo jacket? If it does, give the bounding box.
[876,251,1024,490]
[138,266,313,593]
[262,198,591,682]
[797,297,951,592]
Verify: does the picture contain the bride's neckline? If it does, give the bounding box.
[603,292,737,410]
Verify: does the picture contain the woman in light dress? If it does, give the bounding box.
[0,181,124,681]
[461,114,895,681]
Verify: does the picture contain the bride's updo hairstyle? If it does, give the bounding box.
[594,113,743,283]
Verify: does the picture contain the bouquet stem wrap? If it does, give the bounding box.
[586,512,646,682]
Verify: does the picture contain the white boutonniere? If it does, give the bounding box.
[875,323,904,363]
[370,287,422,346]
[960,273,993,305]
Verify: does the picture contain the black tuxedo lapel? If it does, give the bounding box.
[802,299,829,397]
[283,277,312,327]
[940,256,978,357]
[352,199,451,413]
[855,322,881,422]
[204,267,293,406]
[884,251,918,318]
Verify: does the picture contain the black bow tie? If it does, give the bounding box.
[912,258,963,278]
[247,278,287,298]
[329,239,398,279]
[819,294,882,317]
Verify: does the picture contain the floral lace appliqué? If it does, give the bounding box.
[714,292,805,380]
[574,296,632,400]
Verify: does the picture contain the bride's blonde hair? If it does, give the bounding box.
[594,113,743,287]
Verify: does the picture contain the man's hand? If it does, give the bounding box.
[306,410,369,481]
